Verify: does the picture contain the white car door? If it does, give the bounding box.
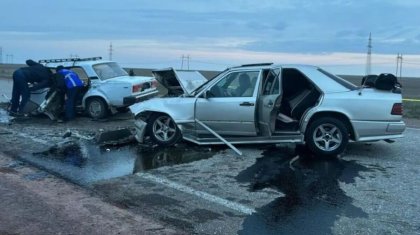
[195,70,261,136]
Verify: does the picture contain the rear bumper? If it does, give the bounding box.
[352,120,406,141]
[123,90,158,106]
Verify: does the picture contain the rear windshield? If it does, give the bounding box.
[93,62,128,80]
[318,68,358,90]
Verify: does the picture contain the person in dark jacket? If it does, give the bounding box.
[56,66,84,121]
[10,59,52,116]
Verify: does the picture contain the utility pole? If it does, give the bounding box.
[365,33,372,75]
[109,42,113,61]
[181,55,184,69]
[0,47,2,64]
[181,54,190,70]
[396,53,403,78]
[6,54,13,64]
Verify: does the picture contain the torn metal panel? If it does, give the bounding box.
[195,119,242,156]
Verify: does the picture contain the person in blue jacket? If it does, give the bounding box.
[56,66,84,121]
[10,59,52,116]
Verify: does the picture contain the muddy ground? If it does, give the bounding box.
[1,104,420,234]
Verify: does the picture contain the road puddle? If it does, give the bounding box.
[17,140,219,185]
[237,145,372,235]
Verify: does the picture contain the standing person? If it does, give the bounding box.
[56,66,84,121]
[9,59,52,116]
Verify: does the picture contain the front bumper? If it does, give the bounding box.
[123,89,159,106]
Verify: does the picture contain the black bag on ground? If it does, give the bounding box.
[374,73,398,90]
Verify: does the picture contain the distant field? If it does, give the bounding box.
[1,64,419,98]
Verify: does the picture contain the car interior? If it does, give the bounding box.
[262,68,322,132]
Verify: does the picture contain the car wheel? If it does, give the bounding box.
[305,117,349,157]
[147,113,181,146]
[86,97,108,119]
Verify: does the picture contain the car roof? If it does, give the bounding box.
[39,57,114,68]
[228,63,319,71]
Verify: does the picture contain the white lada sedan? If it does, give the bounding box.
[129,64,405,156]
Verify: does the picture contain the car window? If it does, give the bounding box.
[71,67,89,85]
[317,68,358,90]
[209,71,259,98]
[93,62,128,80]
[262,69,280,95]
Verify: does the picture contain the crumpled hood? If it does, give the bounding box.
[129,96,196,122]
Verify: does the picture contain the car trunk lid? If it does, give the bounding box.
[106,75,157,96]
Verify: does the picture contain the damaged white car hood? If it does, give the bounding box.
[129,96,196,122]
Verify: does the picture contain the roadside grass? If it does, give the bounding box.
[403,100,420,119]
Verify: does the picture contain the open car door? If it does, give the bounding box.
[258,68,282,136]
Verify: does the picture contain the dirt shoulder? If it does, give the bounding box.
[0,152,181,235]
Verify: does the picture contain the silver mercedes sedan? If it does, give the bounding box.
[129,63,405,156]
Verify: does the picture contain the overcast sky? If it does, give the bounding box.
[1,0,420,76]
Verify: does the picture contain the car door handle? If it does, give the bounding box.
[267,100,274,107]
[240,102,255,106]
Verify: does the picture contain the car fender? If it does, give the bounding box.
[129,97,196,124]
[301,106,358,140]
[82,89,110,109]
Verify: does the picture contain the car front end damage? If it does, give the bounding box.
[129,97,197,143]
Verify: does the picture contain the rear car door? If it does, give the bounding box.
[195,70,260,136]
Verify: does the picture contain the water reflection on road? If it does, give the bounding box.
[18,141,220,185]
[237,145,372,235]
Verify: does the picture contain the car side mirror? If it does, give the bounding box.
[203,90,213,99]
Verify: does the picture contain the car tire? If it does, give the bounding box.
[305,117,349,157]
[147,113,181,146]
[86,97,108,119]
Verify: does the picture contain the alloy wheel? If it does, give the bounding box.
[312,123,343,152]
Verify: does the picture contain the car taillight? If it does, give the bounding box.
[391,103,403,115]
[151,80,158,88]
[132,84,142,93]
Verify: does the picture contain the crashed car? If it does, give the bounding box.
[33,57,158,119]
[129,64,406,156]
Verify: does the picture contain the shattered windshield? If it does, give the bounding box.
[93,62,128,80]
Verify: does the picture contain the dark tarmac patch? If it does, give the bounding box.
[96,128,135,146]
[236,145,373,235]
[0,167,18,174]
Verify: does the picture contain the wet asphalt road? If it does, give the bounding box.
[1,116,419,234]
